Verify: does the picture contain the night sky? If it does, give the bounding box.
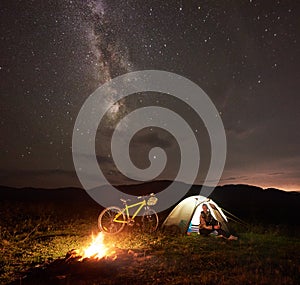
[1,0,299,191]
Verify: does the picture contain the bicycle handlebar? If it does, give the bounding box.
[137,193,155,199]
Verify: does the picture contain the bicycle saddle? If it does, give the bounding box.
[120,198,130,203]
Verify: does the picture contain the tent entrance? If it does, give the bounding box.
[188,202,229,234]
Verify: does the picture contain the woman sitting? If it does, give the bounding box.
[199,204,238,240]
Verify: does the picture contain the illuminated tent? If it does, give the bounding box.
[162,195,229,234]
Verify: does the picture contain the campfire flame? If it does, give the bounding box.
[78,232,115,260]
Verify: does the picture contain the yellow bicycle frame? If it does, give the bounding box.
[113,200,147,224]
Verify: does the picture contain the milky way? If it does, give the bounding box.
[1,0,299,190]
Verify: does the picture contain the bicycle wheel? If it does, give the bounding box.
[98,206,125,234]
[142,208,159,233]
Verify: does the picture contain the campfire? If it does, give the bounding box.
[67,231,151,263]
[17,232,154,284]
[74,232,117,261]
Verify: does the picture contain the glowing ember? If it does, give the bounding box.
[78,232,115,260]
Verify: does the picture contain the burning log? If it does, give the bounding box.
[68,232,152,262]
[10,232,154,285]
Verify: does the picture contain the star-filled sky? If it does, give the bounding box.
[1,0,299,191]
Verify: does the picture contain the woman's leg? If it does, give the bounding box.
[199,229,212,236]
[216,228,230,238]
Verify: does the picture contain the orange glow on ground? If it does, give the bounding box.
[78,232,115,260]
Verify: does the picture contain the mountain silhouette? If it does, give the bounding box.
[1,181,299,226]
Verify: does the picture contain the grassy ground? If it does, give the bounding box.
[1,203,300,284]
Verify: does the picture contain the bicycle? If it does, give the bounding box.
[98,193,159,234]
